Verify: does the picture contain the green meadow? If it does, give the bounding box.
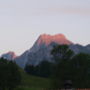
[15,69,51,90]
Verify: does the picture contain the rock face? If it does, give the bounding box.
[70,44,90,54]
[1,51,17,60]
[85,44,90,51]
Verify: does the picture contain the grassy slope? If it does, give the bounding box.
[16,69,51,90]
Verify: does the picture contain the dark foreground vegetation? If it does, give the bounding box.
[0,58,51,90]
[0,58,21,90]
[0,45,90,90]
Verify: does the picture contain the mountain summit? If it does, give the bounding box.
[29,34,73,53]
[36,34,73,46]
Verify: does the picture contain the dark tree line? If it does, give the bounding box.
[25,60,53,78]
[0,58,21,90]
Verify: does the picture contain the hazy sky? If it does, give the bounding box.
[0,0,90,55]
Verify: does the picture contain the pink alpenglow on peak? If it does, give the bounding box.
[54,34,66,39]
[36,34,73,46]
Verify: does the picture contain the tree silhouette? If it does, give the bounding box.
[51,45,74,63]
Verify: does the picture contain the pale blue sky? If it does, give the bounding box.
[0,0,90,55]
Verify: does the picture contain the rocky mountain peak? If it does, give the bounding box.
[36,34,73,46]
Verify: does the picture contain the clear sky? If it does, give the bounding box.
[0,0,90,55]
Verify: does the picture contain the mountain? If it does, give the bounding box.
[70,44,90,54]
[1,51,17,60]
[15,34,73,68]
[2,34,90,69]
[85,44,90,51]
